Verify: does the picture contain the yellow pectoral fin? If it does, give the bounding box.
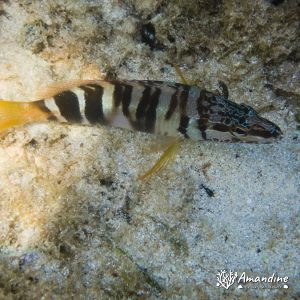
[138,138,183,181]
[144,136,177,153]
[173,64,190,85]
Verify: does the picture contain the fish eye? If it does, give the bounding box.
[248,108,256,117]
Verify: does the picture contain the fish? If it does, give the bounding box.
[0,79,282,179]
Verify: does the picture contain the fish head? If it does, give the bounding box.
[229,104,282,143]
[197,92,282,143]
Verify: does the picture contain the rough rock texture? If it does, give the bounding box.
[0,0,299,299]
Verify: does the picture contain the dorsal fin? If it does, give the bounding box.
[35,80,104,100]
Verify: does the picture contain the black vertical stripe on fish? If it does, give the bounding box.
[112,84,123,109]
[135,87,152,120]
[197,90,209,118]
[201,130,207,140]
[212,123,230,132]
[54,91,82,123]
[80,84,105,124]
[198,119,207,140]
[165,90,178,120]
[121,85,133,117]
[144,88,161,133]
[179,86,190,115]
[178,115,190,138]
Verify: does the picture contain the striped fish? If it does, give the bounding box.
[5,79,280,143]
[0,79,282,178]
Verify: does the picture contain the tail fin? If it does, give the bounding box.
[0,100,49,133]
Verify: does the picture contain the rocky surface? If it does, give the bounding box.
[0,0,299,299]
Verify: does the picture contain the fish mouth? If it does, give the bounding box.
[272,125,283,139]
[234,132,282,144]
[244,116,283,143]
[230,123,283,144]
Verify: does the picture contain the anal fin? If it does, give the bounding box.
[138,138,183,180]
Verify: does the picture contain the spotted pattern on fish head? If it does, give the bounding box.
[197,91,282,143]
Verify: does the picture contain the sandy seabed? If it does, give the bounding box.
[0,0,299,299]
